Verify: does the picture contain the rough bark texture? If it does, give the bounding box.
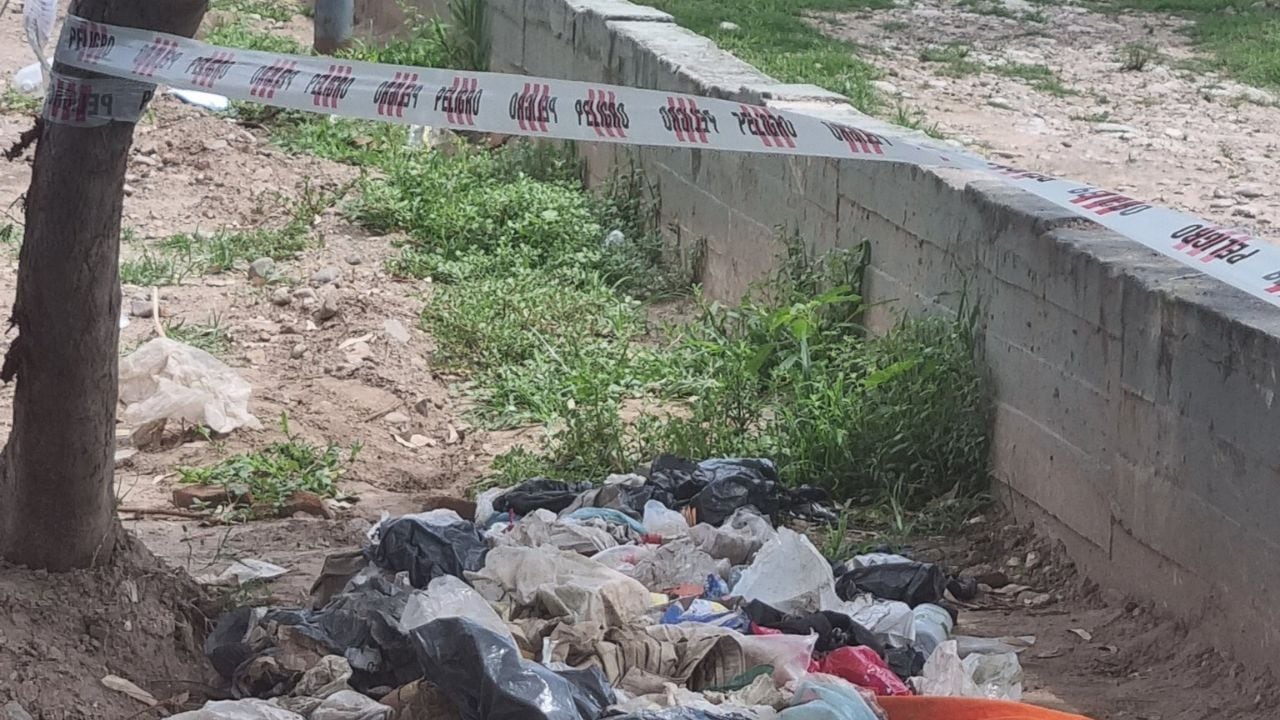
[0,0,209,570]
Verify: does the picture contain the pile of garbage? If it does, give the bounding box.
[183,456,1037,720]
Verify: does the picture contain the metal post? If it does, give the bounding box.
[313,0,354,55]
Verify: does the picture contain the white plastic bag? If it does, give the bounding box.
[470,545,650,626]
[781,673,885,720]
[824,595,915,647]
[170,699,304,720]
[310,690,392,720]
[119,338,262,434]
[400,575,514,644]
[918,640,1023,701]
[14,62,42,95]
[732,528,839,613]
[643,500,689,539]
[689,508,777,565]
[591,543,655,574]
[474,486,506,522]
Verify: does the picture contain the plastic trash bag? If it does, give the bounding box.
[732,528,839,614]
[400,575,514,644]
[494,478,594,515]
[823,596,914,648]
[817,647,911,696]
[411,616,614,720]
[630,539,730,594]
[368,514,488,588]
[475,487,507,524]
[566,507,647,535]
[688,508,777,565]
[196,559,289,587]
[644,500,690,539]
[778,674,886,720]
[743,601,882,656]
[689,458,785,526]
[293,655,352,699]
[120,338,262,434]
[170,699,305,720]
[849,553,913,569]
[170,88,231,111]
[592,544,656,574]
[835,563,946,608]
[917,640,1023,701]
[499,509,618,555]
[310,690,393,720]
[470,545,650,626]
[953,635,1036,657]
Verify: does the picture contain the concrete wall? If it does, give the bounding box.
[406,0,1280,671]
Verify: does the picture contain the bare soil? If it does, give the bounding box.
[0,2,1276,718]
[813,0,1280,239]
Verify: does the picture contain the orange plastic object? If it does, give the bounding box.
[880,697,1093,720]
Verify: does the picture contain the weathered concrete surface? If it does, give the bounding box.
[406,0,1280,672]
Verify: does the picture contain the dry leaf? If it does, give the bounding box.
[102,675,157,706]
[445,424,460,445]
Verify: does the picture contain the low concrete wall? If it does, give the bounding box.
[406,0,1280,671]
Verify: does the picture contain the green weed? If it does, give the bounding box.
[204,18,304,53]
[120,244,194,286]
[165,314,232,355]
[211,0,296,22]
[1120,42,1159,71]
[1070,110,1113,122]
[178,415,360,519]
[919,43,981,76]
[0,86,41,114]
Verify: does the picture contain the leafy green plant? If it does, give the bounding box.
[178,415,360,519]
[211,0,296,22]
[1120,42,1158,71]
[442,0,490,71]
[121,245,194,286]
[1,86,41,114]
[166,314,232,355]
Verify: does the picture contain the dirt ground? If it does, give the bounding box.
[813,0,1280,238]
[0,2,1276,718]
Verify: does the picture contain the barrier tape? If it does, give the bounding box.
[48,15,1280,310]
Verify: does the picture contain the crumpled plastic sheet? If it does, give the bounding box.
[169,699,305,720]
[470,545,650,626]
[293,655,353,699]
[494,477,595,515]
[367,514,488,588]
[592,544,657,575]
[917,640,1023,701]
[644,500,690,539]
[310,690,393,720]
[562,473,656,516]
[400,574,514,645]
[822,595,915,648]
[688,509,777,565]
[412,616,614,720]
[119,337,262,434]
[630,539,730,593]
[816,647,911,696]
[497,509,619,555]
[566,507,647,535]
[834,562,946,608]
[732,528,840,614]
[778,674,887,720]
[743,601,882,656]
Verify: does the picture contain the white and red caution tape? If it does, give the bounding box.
[48,15,1280,309]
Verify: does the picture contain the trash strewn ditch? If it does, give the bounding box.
[184,457,1080,720]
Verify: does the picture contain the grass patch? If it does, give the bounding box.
[211,0,296,22]
[178,415,359,519]
[646,0,891,112]
[0,87,41,114]
[1093,0,1280,88]
[1120,42,1159,71]
[166,315,232,355]
[204,18,304,53]
[121,245,194,286]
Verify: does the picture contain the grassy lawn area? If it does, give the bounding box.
[646,0,891,112]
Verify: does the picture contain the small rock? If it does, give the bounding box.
[344,253,363,265]
[290,343,306,359]
[282,491,333,518]
[383,411,411,425]
[718,20,740,32]
[114,448,137,468]
[249,257,276,284]
[133,154,161,168]
[314,289,341,323]
[292,287,317,300]
[871,80,900,96]
[270,287,292,306]
[1234,205,1261,219]
[384,318,411,344]
[1239,86,1275,105]
[1006,555,1022,568]
[122,183,137,197]
[1210,198,1237,209]
[203,139,230,152]
[1236,183,1267,198]
[310,266,341,286]
[1,701,32,720]
[973,570,1010,589]
[987,97,1015,110]
[129,299,155,318]
[1213,187,1233,199]
[1024,551,1042,571]
[1094,123,1140,135]
[1019,591,1055,609]
[1162,127,1185,140]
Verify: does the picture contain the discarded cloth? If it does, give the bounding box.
[743,601,882,656]
[565,507,647,535]
[630,539,730,593]
[368,514,488,588]
[778,674,887,720]
[412,616,614,720]
[470,545,650,626]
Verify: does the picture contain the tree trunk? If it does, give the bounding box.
[0,0,208,570]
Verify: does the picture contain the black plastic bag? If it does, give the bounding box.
[647,456,833,526]
[494,477,596,515]
[835,562,947,607]
[205,607,268,679]
[646,455,708,507]
[412,616,614,720]
[369,515,488,587]
[885,646,926,681]
[744,600,884,656]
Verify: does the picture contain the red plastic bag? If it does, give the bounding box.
[750,622,783,636]
[819,646,912,696]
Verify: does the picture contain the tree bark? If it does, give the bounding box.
[0,0,208,570]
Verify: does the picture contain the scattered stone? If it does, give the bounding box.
[1019,590,1055,609]
[1093,123,1140,135]
[1162,128,1185,140]
[114,448,137,468]
[271,287,293,306]
[314,289,341,323]
[987,97,1015,110]
[123,183,137,197]
[129,299,156,318]
[293,287,317,300]
[973,570,1010,589]
[1233,205,1262,219]
[291,343,306,359]
[1213,187,1233,199]
[344,253,363,265]
[310,266,341,286]
[871,80,900,96]
[1210,198,1237,209]
[249,257,276,284]
[1024,551,1042,571]
[1,700,33,720]
[1006,555,1022,568]
[445,424,461,445]
[383,411,411,425]
[423,495,477,519]
[718,20,740,32]
[1238,86,1276,106]
[133,154,161,168]
[283,491,333,518]
[414,398,433,416]
[1236,183,1267,198]
[384,318,411,344]
[203,138,230,152]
